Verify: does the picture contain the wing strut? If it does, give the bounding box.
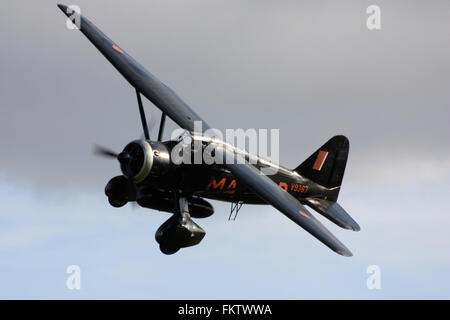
[158,112,167,141]
[135,89,150,140]
[228,201,243,221]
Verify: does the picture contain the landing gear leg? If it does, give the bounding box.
[155,190,206,255]
[158,191,187,255]
[173,190,191,224]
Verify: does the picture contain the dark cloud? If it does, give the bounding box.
[1,0,449,189]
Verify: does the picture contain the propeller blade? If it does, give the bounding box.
[93,145,118,158]
[123,165,137,201]
[116,151,137,201]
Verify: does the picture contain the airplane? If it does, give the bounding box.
[57,4,360,256]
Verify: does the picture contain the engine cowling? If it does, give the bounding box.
[120,140,171,183]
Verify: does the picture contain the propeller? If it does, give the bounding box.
[93,145,137,203]
[92,90,161,208]
[117,151,137,201]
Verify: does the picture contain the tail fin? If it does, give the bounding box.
[294,135,349,202]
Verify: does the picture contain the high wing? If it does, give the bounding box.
[57,4,352,256]
[57,4,209,133]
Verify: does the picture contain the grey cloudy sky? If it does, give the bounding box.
[1,0,449,298]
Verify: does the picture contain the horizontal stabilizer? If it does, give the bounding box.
[304,198,360,231]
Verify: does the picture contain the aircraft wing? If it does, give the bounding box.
[58,4,352,256]
[222,151,352,256]
[57,4,209,133]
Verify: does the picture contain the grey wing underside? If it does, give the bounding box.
[58,4,209,133]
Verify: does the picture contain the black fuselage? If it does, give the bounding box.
[140,137,333,206]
